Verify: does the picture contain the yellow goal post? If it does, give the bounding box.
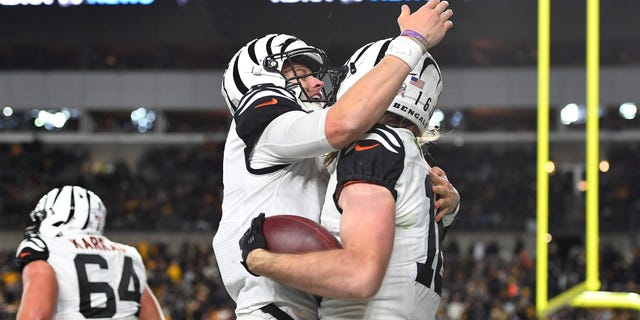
[536,0,640,318]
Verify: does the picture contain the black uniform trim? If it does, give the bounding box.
[260,303,295,320]
[15,235,49,270]
[234,85,306,175]
[415,175,444,295]
[333,125,405,211]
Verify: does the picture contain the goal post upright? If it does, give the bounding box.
[535,0,551,315]
[536,0,640,317]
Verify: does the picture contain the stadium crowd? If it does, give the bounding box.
[1,141,639,319]
[0,141,225,231]
[1,237,638,319]
[2,141,639,233]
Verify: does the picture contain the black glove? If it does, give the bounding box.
[239,213,268,276]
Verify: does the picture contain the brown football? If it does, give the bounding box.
[263,215,342,253]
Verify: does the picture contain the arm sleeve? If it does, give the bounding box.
[235,88,335,168]
[251,108,335,166]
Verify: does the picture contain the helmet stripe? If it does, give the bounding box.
[51,187,63,206]
[81,189,91,230]
[232,55,249,95]
[419,56,442,86]
[280,37,298,54]
[247,39,259,65]
[265,34,277,56]
[347,40,390,74]
[222,83,237,113]
[351,42,375,67]
[64,186,76,224]
[374,39,391,66]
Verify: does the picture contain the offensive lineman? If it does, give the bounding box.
[15,185,164,320]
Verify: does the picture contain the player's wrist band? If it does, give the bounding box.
[400,30,430,51]
[385,35,425,69]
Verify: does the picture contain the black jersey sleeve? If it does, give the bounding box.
[15,235,49,270]
[234,86,305,150]
[333,125,405,208]
[234,86,307,174]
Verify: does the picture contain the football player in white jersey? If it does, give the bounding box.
[240,38,459,320]
[213,2,455,319]
[15,186,164,320]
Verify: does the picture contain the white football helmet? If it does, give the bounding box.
[336,38,444,135]
[30,186,107,237]
[221,33,333,113]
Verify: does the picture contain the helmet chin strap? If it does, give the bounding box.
[300,100,325,111]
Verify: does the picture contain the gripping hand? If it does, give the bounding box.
[239,212,268,276]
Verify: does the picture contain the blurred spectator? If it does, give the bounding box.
[0,142,224,232]
[1,142,639,232]
[2,238,639,319]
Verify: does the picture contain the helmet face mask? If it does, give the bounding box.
[30,186,107,237]
[222,34,335,113]
[264,46,332,110]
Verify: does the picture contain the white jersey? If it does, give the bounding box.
[16,232,148,320]
[319,125,445,320]
[212,85,335,319]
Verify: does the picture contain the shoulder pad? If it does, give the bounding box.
[335,124,405,202]
[15,235,49,270]
[237,85,298,115]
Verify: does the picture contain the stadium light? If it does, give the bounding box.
[449,111,463,128]
[428,108,444,128]
[131,107,156,133]
[2,106,13,117]
[598,160,609,173]
[33,108,74,130]
[618,102,637,120]
[560,103,581,125]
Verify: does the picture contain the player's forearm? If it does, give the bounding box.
[324,56,410,149]
[139,286,165,320]
[249,248,381,299]
[16,272,58,320]
[17,262,57,320]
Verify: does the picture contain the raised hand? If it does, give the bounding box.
[397,0,454,49]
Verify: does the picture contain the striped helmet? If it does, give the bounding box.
[336,38,443,134]
[30,186,107,237]
[221,34,331,114]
